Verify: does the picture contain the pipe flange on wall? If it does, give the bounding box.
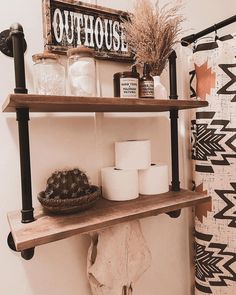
[7,232,34,260]
[0,28,27,57]
[0,30,13,57]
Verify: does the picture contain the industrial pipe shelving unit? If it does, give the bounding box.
[0,23,210,260]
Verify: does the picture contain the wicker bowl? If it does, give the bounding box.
[38,185,100,214]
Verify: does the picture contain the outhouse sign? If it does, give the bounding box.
[43,0,133,62]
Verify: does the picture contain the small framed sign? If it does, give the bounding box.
[43,0,133,62]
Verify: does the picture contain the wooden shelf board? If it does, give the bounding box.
[8,189,211,251]
[2,94,208,113]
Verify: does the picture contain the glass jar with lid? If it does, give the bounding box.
[32,52,65,95]
[67,46,96,97]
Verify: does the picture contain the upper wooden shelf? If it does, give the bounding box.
[2,94,208,113]
[8,189,211,251]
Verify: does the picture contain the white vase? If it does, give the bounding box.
[153,76,168,99]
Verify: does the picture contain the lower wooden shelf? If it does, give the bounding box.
[8,189,211,251]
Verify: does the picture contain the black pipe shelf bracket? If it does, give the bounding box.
[167,50,181,219]
[1,24,35,260]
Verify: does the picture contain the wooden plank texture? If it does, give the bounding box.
[7,190,211,251]
[2,94,208,113]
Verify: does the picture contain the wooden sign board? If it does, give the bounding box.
[43,0,133,62]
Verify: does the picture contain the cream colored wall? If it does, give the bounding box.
[1,1,236,295]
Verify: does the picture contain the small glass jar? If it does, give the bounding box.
[67,46,96,97]
[113,66,140,98]
[32,52,65,95]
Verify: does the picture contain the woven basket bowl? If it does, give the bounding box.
[38,185,100,214]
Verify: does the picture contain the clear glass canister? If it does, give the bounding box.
[67,46,96,97]
[32,52,65,95]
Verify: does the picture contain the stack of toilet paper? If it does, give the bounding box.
[101,140,169,201]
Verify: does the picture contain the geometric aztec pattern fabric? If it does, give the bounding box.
[214,183,236,228]
[191,113,236,173]
[190,35,236,295]
[195,231,236,294]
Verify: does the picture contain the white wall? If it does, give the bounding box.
[1,1,236,295]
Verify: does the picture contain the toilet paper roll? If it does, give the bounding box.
[115,140,151,170]
[139,163,169,195]
[101,167,139,201]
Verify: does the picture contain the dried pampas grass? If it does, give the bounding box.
[123,0,184,76]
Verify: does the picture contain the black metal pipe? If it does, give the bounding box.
[16,108,34,223]
[8,23,33,224]
[21,248,35,260]
[169,51,180,191]
[170,110,180,191]
[8,232,35,260]
[168,50,181,218]
[9,23,28,94]
[2,23,34,259]
[169,51,178,100]
[181,15,236,46]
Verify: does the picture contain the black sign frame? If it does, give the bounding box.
[43,0,133,62]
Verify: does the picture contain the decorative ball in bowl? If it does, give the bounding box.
[38,168,100,214]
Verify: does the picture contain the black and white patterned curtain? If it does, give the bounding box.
[190,35,236,295]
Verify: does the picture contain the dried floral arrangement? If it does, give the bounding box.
[123,0,184,76]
